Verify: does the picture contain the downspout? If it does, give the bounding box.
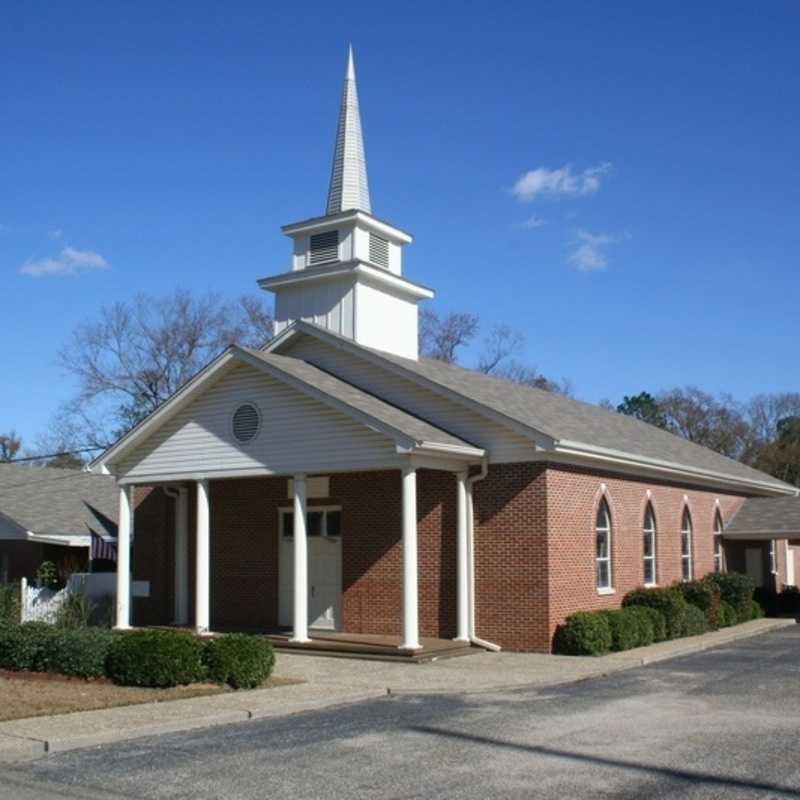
[466,457,501,652]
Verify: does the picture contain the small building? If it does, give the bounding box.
[91,49,799,654]
[0,464,118,583]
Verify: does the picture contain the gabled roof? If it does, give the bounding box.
[92,345,483,473]
[0,464,118,540]
[268,322,795,495]
[723,495,800,539]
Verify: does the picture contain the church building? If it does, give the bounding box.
[91,49,799,655]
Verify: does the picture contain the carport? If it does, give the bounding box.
[723,495,800,588]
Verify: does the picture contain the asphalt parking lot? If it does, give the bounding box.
[4,626,800,799]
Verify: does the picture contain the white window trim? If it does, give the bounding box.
[595,502,613,593]
[713,513,724,573]
[681,511,693,582]
[769,539,778,575]
[643,506,657,588]
[279,506,342,538]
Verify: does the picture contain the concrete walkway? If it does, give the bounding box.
[0,617,792,762]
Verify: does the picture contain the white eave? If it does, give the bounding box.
[26,531,92,548]
[281,210,413,244]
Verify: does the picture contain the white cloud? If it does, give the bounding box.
[20,246,110,278]
[512,162,612,201]
[568,229,616,272]
[521,215,546,229]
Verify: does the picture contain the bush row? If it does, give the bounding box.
[554,572,761,656]
[0,625,274,689]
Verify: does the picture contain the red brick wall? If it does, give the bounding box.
[544,464,746,650]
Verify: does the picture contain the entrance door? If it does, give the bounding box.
[745,547,765,588]
[278,508,342,631]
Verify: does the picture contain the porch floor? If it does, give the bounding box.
[263,631,479,663]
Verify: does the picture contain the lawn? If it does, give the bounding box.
[0,673,301,722]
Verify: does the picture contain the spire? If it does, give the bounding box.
[326,45,371,215]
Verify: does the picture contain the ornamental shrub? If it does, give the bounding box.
[203,634,275,689]
[0,622,57,671]
[44,627,116,679]
[748,599,765,620]
[718,601,738,628]
[677,579,722,629]
[599,609,640,652]
[622,606,657,647]
[0,583,21,626]
[681,604,709,637]
[635,606,668,643]
[553,612,612,656]
[106,630,205,687]
[705,572,755,621]
[623,587,689,640]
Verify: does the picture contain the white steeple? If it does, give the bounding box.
[326,46,371,215]
[259,48,434,360]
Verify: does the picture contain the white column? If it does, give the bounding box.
[291,474,310,643]
[195,479,211,633]
[455,471,469,642]
[115,484,133,630]
[174,488,189,625]
[400,465,421,650]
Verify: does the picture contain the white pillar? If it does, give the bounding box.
[400,465,421,650]
[455,471,469,642]
[195,479,211,633]
[291,474,310,643]
[115,484,133,630]
[174,487,189,625]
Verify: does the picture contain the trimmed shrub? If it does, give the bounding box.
[748,599,765,620]
[0,622,58,671]
[718,601,737,628]
[599,609,640,652]
[203,634,275,689]
[44,627,116,679]
[623,587,688,640]
[706,572,755,621]
[681,604,709,637]
[622,606,657,647]
[677,579,722,629]
[0,583,21,626]
[106,630,204,687]
[553,612,612,656]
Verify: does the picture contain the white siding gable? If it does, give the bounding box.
[116,363,401,481]
[280,336,537,464]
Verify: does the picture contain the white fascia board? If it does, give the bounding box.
[90,349,240,474]
[26,531,91,548]
[265,322,555,449]
[282,211,413,244]
[258,261,433,301]
[551,439,796,496]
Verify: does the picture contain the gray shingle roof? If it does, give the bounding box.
[242,348,478,451]
[281,323,793,493]
[724,496,800,536]
[0,464,118,538]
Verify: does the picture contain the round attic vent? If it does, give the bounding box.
[232,403,260,444]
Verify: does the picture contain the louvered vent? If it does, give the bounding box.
[368,233,389,268]
[309,230,339,265]
[232,404,260,443]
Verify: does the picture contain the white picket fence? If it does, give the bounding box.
[19,578,70,623]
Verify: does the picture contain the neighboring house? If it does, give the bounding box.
[91,49,800,653]
[0,464,118,584]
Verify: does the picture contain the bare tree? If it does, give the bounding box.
[419,309,479,363]
[58,290,274,447]
[0,431,22,462]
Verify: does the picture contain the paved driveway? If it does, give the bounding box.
[5,626,800,799]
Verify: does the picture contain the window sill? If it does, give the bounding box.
[644,582,658,588]
[597,587,616,596]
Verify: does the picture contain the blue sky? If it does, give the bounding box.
[2,1,799,449]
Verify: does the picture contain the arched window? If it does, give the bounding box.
[681,509,693,581]
[596,500,612,590]
[643,504,657,586]
[713,511,724,573]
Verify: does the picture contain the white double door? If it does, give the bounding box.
[279,532,342,631]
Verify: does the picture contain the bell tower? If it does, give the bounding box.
[259,47,433,360]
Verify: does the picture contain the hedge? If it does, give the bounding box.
[705,572,755,622]
[622,606,657,647]
[599,609,642,651]
[44,627,116,679]
[676,579,721,630]
[204,634,275,689]
[622,587,689,640]
[718,601,737,628]
[106,630,205,688]
[553,612,612,656]
[682,603,709,636]
[0,622,57,671]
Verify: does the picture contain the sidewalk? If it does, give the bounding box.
[0,617,792,762]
